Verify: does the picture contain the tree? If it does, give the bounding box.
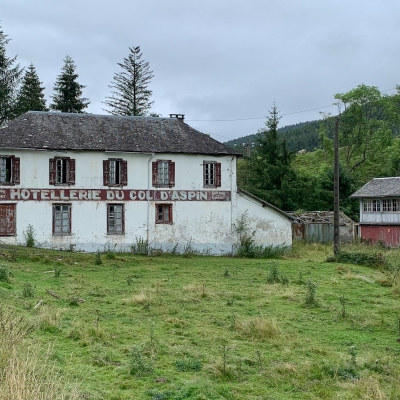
[103,46,154,116]
[50,55,89,113]
[0,24,23,124]
[240,103,300,210]
[334,84,393,174]
[15,63,47,116]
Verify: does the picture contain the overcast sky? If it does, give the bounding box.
[1,0,399,143]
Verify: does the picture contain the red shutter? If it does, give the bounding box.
[168,204,173,223]
[152,161,158,187]
[12,157,20,184]
[169,161,175,187]
[215,163,222,187]
[103,160,110,186]
[0,204,16,236]
[68,159,76,185]
[120,160,128,186]
[49,158,56,185]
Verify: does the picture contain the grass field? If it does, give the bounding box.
[1,242,400,399]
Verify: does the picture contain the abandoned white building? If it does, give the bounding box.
[0,111,292,254]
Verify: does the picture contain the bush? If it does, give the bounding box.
[327,251,388,268]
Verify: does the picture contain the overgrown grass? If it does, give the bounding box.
[0,242,400,398]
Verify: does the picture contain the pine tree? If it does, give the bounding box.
[103,46,154,116]
[0,24,23,124]
[50,55,89,113]
[15,63,47,116]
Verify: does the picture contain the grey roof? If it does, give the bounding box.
[350,177,400,198]
[0,112,241,156]
[286,211,354,225]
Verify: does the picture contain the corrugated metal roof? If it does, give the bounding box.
[0,112,241,156]
[350,177,400,198]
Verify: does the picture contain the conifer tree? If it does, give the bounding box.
[0,24,23,124]
[103,46,154,116]
[15,63,47,116]
[51,55,89,113]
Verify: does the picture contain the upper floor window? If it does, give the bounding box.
[382,198,398,212]
[49,157,75,185]
[203,161,221,188]
[0,155,20,185]
[107,204,124,234]
[103,159,127,187]
[152,160,175,188]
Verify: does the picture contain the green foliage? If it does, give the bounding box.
[130,344,154,376]
[94,250,102,265]
[175,358,202,372]
[54,265,62,277]
[24,224,35,247]
[304,280,318,307]
[327,250,388,268]
[50,55,89,113]
[14,63,47,116]
[131,236,149,255]
[22,282,35,298]
[0,266,10,283]
[266,261,280,283]
[103,46,154,116]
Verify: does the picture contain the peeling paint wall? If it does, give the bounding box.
[0,149,291,254]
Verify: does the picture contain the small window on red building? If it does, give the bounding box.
[203,161,221,188]
[0,156,20,185]
[49,157,75,185]
[0,204,16,236]
[156,204,172,224]
[103,159,128,186]
[152,160,175,188]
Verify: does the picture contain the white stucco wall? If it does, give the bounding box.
[0,149,291,254]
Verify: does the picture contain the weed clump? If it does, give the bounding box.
[327,251,388,269]
[266,261,289,285]
[0,266,10,283]
[22,283,35,298]
[130,344,154,377]
[24,225,35,248]
[94,251,102,265]
[303,280,318,307]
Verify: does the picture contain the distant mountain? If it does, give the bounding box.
[224,119,325,153]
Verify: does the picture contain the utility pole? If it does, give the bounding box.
[333,115,340,256]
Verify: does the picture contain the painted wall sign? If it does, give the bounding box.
[0,188,231,202]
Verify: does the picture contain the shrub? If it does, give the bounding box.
[130,344,154,376]
[327,251,388,269]
[22,283,35,298]
[0,266,10,283]
[24,225,35,248]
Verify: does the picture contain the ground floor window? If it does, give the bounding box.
[156,204,172,224]
[0,204,16,236]
[53,204,71,235]
[107,204,124,234]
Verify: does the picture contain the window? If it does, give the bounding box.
[372,200,381,212]
[53,204,71,235]
[363,200,372,212]
[0,204,16,236]
[155,204,172,224]
[0,156,20,185]
[103,159,127,186]
[152,160,175,188]
[107,204,124,234]
[49,157,75,185]
[203,162,221,188]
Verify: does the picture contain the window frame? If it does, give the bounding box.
[107,203,125,235]
[52,203,72,236]
[103,158,128,187]
[0,203,16,236]
[203,161,221,188]
[0,155,20,186]
[49,157,75,185]
[152,160,175,188]
[155,203,173,224]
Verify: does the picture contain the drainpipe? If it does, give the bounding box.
[147,153,155,255]
[230,156,235,254]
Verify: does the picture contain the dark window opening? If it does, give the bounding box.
[156,204,172,224]
[50,157,75,185]
[103,159,127,187]
[0,156,20,185]
[203,161,221,188]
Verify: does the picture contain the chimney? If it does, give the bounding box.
[169,114,185,121]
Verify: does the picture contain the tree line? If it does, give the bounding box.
[238,85,400,219]
[0,24,155,125]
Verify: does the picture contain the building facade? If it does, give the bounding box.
[0,112,292,254]
[351,177,400,247]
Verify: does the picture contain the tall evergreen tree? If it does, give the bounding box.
[51,55,89,113]
[0,24,23,124]
[103,46,154,116]
[15,63,47,116]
